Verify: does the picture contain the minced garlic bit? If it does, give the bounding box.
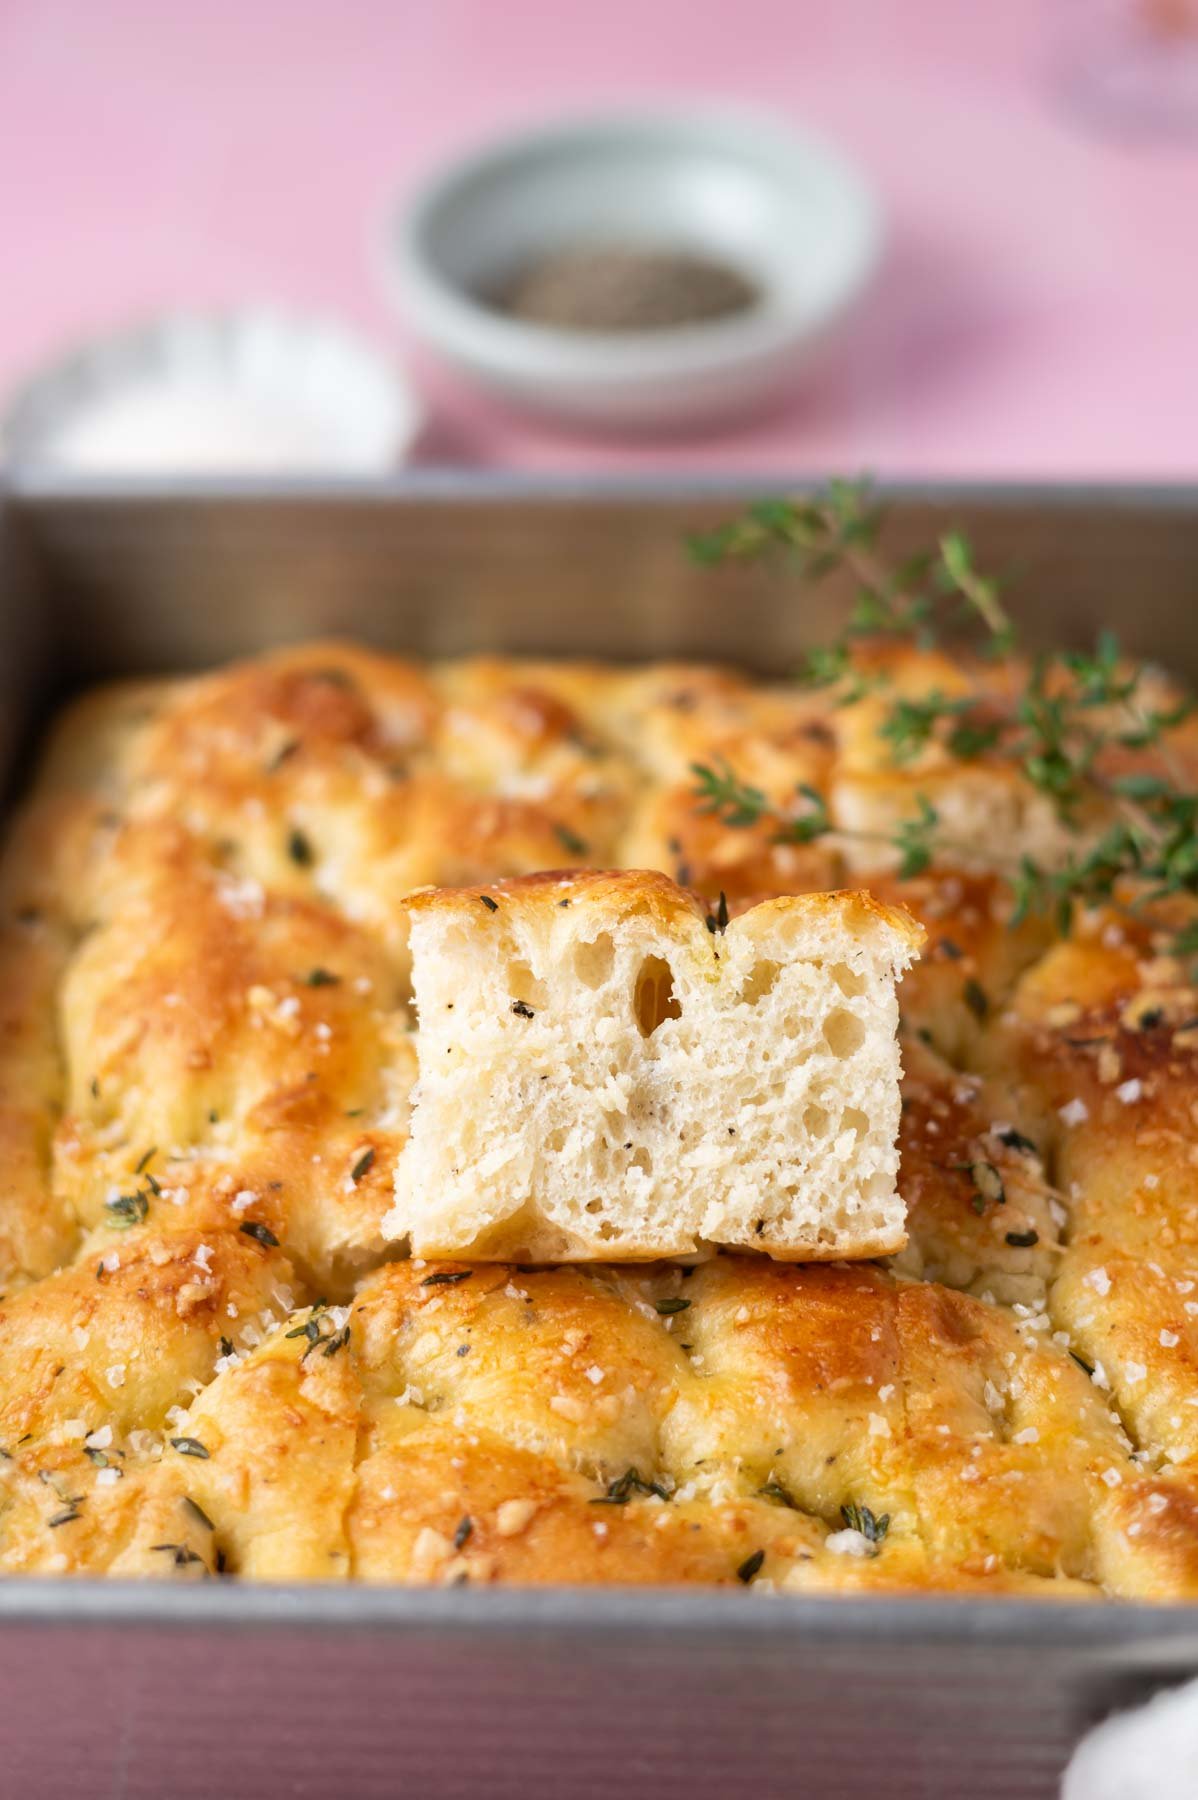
[411,1526,451,1571]
[495,1498,539,1537]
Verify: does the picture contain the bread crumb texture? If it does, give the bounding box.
[3,640,1198,1597]
[388,872,921,1260]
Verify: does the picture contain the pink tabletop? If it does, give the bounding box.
[1,0,1196,479]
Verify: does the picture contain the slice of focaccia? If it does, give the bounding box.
[385,870,923,1261]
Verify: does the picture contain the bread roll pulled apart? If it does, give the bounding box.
[386,871,923,1262]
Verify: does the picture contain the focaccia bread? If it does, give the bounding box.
[387,871,922,1261]
[2,638,1198,1600]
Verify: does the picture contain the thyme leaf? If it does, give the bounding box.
[840,1502,891,1544]
[589,1467,670,1505]
[104,1190,149,1230]
[736,1549,765,1583]
[239,1220,279,1248]
[287,826,314,867]
[552,823,588,859]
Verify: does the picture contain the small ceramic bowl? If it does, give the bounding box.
[386,107,882,430]
[1,307,423,475]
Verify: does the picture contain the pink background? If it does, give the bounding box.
[1,0,1196,478]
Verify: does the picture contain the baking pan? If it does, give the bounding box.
[3,474,1198,1800]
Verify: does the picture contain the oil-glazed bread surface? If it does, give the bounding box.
[1,641,1196,1599]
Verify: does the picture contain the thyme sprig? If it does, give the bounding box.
[689,483,1198,948]
[691,761,1004,882]
[284,1303,351,1360]
[690,480,1015,655]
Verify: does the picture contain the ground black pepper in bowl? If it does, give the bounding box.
[488,245,761,333]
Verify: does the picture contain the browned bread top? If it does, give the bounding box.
[1,639,1196,1596]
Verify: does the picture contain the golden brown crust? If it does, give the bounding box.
[0,641,1195,1596]
[406,865,923,961]
[67,1255,1121,1593]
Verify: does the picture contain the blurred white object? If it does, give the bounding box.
[2,309,422,475]
[386,108,882,429]
[1063,1676,1198,1799]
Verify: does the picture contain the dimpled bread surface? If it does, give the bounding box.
[2,639,1198,1599]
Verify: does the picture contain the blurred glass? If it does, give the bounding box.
[1055,0,1198,137]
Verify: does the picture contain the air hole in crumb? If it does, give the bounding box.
[740,960,780,1005]
[832,963,868,999]
[634,955,681,1036]
[781,1015,814,1044]
[842,1106,869,1138]
[823,1008,865,1058]
[574,933,615,988]
[546,1127,568,1153]
[803,1102,831,1138]
[585,1197,605,1214]
[629,1147,653,1176]
[506,957,547,1011]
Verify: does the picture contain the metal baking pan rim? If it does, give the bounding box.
[1,1578,1197,1650]
[7,469,1198,511]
